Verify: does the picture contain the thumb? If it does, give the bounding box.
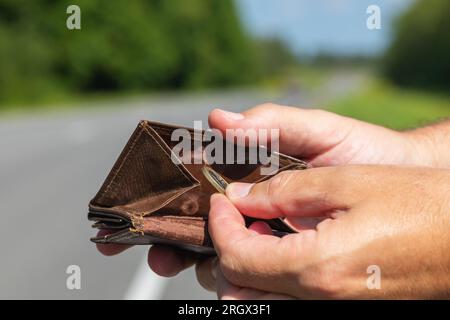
[226,167,357,219]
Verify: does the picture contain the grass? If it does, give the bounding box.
[259,65,331,92]
[2,67,449,129]
[328,79,450,130]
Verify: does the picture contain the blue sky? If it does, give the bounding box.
[236,0,414,56]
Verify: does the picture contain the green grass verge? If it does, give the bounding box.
[328,80,450,130]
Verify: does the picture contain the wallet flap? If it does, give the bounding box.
[90,121,199,216]
[89,120,310,254]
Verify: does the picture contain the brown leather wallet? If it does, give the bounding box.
[89,121,309,254]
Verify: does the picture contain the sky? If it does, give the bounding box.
[235,0,414,57]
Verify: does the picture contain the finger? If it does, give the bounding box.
[208,105,350,158]
[208,194,252,257]
[96,229,132,256]
[216,265,294,300]
[209,194,319,297]
[148,245,198,277]
[248,221,273,235]
[226,167,356,220]
[195,257,218,292]
[216,267,239,300]
[285,217,327,231]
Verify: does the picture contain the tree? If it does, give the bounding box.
[0,0,261,105]
[384,0,450,90]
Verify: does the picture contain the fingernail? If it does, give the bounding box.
[218,109,245,120]
[226,183,253,199]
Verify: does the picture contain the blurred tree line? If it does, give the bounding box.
[1,0,447,107]
[0,0,293,106]
[384,0,450,91]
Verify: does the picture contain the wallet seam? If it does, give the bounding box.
[129,185,199,217]
[90,120,310,253]
[142,123,200,185]
[97,122,201,208]
[97,126,145,204]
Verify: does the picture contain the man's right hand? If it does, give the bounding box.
[97,103,446,285]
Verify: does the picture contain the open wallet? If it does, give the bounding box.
[89,120,309,255]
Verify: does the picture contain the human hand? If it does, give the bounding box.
[97,103,445,290]
[198,166,450,299]
[208,104,439,167]
[138,103,440,281]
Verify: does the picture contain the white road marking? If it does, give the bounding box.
[123,253,169,300]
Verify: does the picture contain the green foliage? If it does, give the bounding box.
[329,80,450,130]
[384,0,450,90]
[255,38,297,76]
[0,0,261,105]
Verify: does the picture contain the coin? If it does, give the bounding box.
[202,167,229,194]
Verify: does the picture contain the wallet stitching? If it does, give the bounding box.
[145,215,207,221]
[142,185,199,217]
[151,129,203,142]
[124,184,198,217]
[131,124,201,217]
[97,127,144,203]
[142,124,200,185]
[98,123,200,207]
[130,214,145,234]
[109,230,141,242]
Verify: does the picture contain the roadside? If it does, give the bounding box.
[328,79,450,129]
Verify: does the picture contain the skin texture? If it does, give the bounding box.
[218,166,450,299]
[97,104,450,299]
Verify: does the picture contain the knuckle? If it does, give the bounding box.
[267,171,294,194]
[266,172,291,205]
[308,108,332,118]
[256,102,278,111]
[264,171,301,213]
[307,167,346,197]
[251,103,282,117]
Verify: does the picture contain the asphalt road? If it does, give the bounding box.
[0,72,364,299]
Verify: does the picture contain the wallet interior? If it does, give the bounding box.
[89,121,308,254]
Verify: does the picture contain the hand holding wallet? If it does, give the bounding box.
[89,121,309,254]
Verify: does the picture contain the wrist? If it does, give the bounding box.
[403,129,440,168]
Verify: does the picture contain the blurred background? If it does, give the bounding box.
[0,0,449,299]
